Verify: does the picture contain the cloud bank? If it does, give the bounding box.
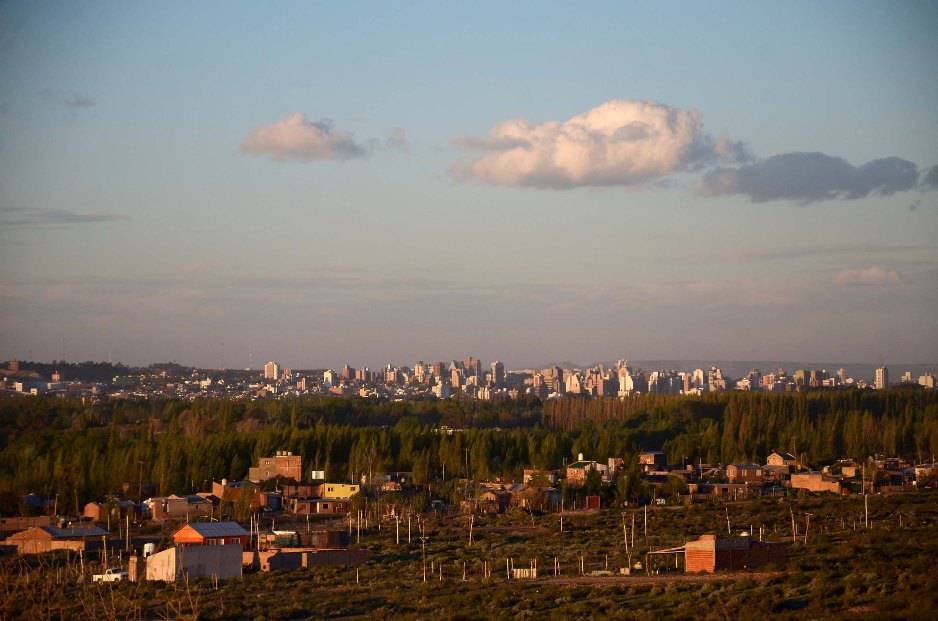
[452,100,747,189]
[241,113,369,161]
[0,207,123,228]
[835,266,900,286]
[701,152,922,203]
[40,89,95,109]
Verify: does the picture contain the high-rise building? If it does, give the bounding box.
[464,356,482,378]
[490,361,505,387]
[414,361,427,383]
[874,366,889,390]
[264,361,280,380]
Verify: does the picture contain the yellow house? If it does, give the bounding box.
[320,483,360,500]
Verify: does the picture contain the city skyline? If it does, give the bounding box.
[2,2,938,368]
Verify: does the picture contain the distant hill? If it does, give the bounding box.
[2,360,131,383]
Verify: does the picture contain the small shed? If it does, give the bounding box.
[649,534,787,573]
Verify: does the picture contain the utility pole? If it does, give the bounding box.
[421,536,428,582]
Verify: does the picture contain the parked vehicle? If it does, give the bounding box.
[92,568,128,582]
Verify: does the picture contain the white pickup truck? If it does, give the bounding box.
[92,568,128,582]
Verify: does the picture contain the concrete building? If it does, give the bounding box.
[248,452,302,482]
[289,498,351,514]
[874,366,889,390]
[319,483,360,499]
[264,361,280,381]
[146,544,243,582]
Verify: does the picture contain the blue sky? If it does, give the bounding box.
[1,1,937,369]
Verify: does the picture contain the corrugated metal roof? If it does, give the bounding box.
[45,526,108,538]
[181,521,248,537]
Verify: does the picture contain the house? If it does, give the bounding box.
[319,483,360,500]
[766,451,798,468]
[146,495,214,521]
[83,500,137,523]
[248,451,303,483]
[3,525,108,554]
[790,472,843,494]
[282,483,320,498]
[680,534,787,573]
[146,544,243,582]
[289,497,350,515]
[522,469,559,486]
[708,483,763,500]
[823,459,860,479]
[566,456,604,486]
[639,451,667,471]
[726,464,764,484]
[172,522,249,547]
[479,489,512,514]
[510,486,561,512]
[297,530,349,548]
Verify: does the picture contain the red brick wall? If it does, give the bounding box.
[686,549,715,573]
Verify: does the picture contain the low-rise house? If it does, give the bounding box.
[510,486,561,512]
[3,525,108,554]
[479,489,511,514]
[282,483,319,498]
[824,460,860,479]
[708,483,763,500]
[522,469,559,486]
[766,451,798,468]
[319,483,360,500]
[726,464,764,484]
[83,500,137,523]
[639,451,667,471]
[173,522,249,547]
[566,456,608,486]
[289,497,350,514]
[146,495,214,521]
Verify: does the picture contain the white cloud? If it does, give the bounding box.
[452,99,745,189]
[241,113,368,161]
[835,267,900,286]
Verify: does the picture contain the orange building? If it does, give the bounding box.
[172,522,249,548]
[685,534,787,572]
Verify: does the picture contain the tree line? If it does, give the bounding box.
[1,388,936,514]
